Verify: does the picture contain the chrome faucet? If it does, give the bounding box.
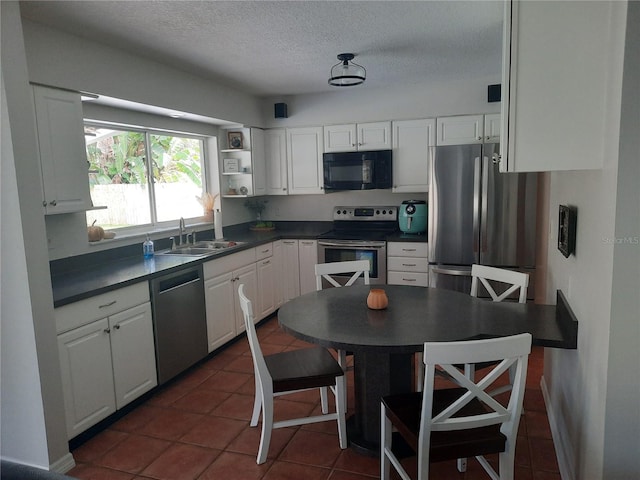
[178,217,186,245]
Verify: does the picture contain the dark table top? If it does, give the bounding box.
[278,285,577,351]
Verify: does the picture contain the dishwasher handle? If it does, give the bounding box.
[154,268,202,294]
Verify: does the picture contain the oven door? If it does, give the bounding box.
[317,240,386,285]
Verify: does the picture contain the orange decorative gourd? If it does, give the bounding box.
[367,288,389,310]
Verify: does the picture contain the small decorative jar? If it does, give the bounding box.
[367,288,389,310]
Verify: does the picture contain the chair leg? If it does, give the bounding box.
[381,404,392,480]
[320,386,329,414]
[335,375,348,449]
[456,363,476,473]
[256,392,273,465]
[416,354,424,392]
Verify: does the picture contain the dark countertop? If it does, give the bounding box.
[51,221,332,307]
[52,221,428,307]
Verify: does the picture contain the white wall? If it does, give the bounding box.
[261,74,500,129]
[21,19,264,127]
[543,2,637,478]
[1,71,49,469]
[1,1,72,471]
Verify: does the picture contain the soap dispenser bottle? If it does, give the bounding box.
[143,234,154,258]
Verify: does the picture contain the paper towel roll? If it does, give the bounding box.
[214,209,223,239]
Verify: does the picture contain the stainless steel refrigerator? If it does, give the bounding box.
[428,143,537,299]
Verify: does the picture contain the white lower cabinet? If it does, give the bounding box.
[387,242,429,287]
[256,243,276,319]
[281,240,301,302]
[272,240,284,308]
[298,240,318,295]
[55,283,155,439]
[204,248,258,352]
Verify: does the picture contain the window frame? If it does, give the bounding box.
[84,120,212,236]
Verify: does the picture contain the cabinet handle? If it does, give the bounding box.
[492,153,502,164]
[402,263,417,267]
[261,249,270,253]
[42,201,48,207]
[476,136,482,141]
[49,200,57,206]
[104,328,111,333]
[99,300,117,308]
[113,324,121,330]
[402,248,417,252]
[486,136,491,140]
[403,278,417,282]
[262,260,271,266]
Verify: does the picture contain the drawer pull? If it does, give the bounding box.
[402,248,417,252]
[403,278,417,282]
[113,324,121,330]
[99,300,117,308]
[261,249,270,253]
[402,263,417,267]
[104,328,111,334]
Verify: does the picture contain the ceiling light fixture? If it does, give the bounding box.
[328,53,366,87]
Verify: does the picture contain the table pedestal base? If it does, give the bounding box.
[348,351,414,455]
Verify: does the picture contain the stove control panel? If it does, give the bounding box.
[332,206,397,221]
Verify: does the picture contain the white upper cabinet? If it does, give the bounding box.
[500,0,626,172]
[286,127,324,195]
[32,85,93,214]
[484,114,501,143]
[324,121,391,152]
[436,115,484,145]
[265,128,288,195]
[392,119,435,193]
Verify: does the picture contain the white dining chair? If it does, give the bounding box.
[381,333,532,480]
[237,284,347,464]
[314,259,370,370]
[468,264,530,396]
[470,264,529,304]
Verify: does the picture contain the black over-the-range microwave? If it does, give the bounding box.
[323,149,392,191]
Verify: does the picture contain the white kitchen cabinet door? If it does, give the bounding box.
[324,124,357,152]
[483,114,501,143]
[436,115,484,145]
[250,128,267,196]
[286,127,324,194]
[33,85,93,214]
[233,263,258,333]
[281,240,301,302]
[204,271,236,352]
[358,121,392,150]
[392,119,435,193]
[256,256,276,319]
[109,302,157,409]
[298,240,318,295]
[500,0,625,172]
[265,129,288,195]
[57,318,116,439]
[272,240,284,308]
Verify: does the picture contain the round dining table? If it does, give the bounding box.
[277,284,570,455]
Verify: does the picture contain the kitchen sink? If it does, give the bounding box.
[160,240,246,257]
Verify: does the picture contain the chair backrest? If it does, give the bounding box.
[237,284,270,386]
[315,260,371,290]
[470,264,529,303]
[421,333,531,444]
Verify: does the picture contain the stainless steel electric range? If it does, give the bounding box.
[317,206,399,285]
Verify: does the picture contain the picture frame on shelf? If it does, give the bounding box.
[223,158,239,173]
[227,131,243,149]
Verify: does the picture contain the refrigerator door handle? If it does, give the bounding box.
[472,155,481,261]
[480,154,490,254]
[431,266,472,276]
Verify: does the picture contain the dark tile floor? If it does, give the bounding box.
[69,315,560,480]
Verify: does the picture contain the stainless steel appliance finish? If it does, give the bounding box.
[150,265,207,385]
[428,144,537,299]
[317,206,397,285]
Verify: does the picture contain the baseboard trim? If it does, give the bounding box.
[50,452,75,474]
[540,374,575,480]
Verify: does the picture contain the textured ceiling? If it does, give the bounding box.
[20,0,504,98]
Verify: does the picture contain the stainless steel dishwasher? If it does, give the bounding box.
[150,265,207,385]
